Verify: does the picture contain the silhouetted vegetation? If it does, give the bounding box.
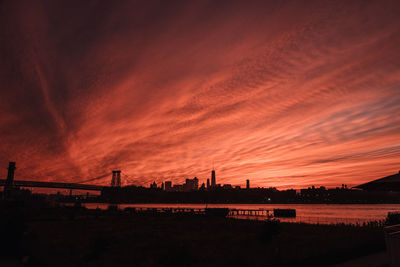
[0,199,389,266]
[0,201,26,260]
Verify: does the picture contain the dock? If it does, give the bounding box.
[120,206,296,218]
[229,208,273,217]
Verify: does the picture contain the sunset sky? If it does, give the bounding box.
[1,0,400,189]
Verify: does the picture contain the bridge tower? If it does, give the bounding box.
[5,162,16,189]
[3,162,16,198]
[111,170,121,187]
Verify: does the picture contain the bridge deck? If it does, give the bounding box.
[0,179,104,191]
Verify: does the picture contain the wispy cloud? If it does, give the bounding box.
[1,0,399,188]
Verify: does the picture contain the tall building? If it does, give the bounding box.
[193,177,199,190]
[246,179,250,189]
[211,169,216,187]
[207,178,210,189]
[184,177,199,191]
[165,181,172,191]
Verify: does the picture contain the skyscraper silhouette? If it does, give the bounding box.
[211,169,216,187]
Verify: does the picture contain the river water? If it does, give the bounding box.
[81,203,400,225]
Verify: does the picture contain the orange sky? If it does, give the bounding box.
[1,0,400,189]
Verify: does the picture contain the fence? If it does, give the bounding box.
[231,214,385,225]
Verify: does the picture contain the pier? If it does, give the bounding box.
[118,206,295,218]
[229,208,273,217]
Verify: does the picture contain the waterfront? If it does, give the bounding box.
[81,203,400,224]
[11,211,386,266]
[2,196,395,266]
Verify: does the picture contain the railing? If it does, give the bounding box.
[230,214,386,225]
[384,224,400,267]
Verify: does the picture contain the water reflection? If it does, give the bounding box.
[79,203,400,225]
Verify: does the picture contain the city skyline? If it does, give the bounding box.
[1,0,400,189]
[1,161,395,192]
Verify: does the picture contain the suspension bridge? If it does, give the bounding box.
[1,162,119,192]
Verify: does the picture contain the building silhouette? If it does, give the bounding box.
[200,182,205,190]
[184,177,199,191]
[246,179,250,189]
[172,184,184,191]
[207,178,210,189]
[211,169,216,188]
[150,181,157,189]
[165,181,172,191]
[222,184,232,189]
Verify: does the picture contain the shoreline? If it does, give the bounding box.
[1,202,388,266]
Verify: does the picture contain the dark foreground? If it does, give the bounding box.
[1,202,387,267]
